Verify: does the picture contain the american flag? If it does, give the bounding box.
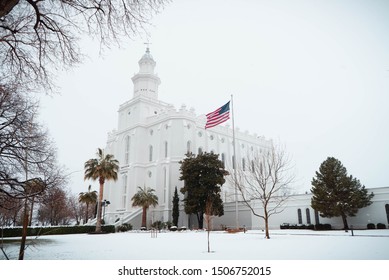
[205,101,230,129]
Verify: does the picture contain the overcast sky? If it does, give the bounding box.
[38,0,389,195]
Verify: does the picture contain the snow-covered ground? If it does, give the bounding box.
[1,229,389,260]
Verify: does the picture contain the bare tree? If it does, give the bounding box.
[0,0,169,92]
[0,193,23,226]
[204,197,214,253]
[0,84,61,200]
[0,84,67,259]
[230,143,295,239]
[37,186,73,226]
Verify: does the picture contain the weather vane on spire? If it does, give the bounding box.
[144,41,152,53]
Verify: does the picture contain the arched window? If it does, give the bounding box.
[386,204,389,224]
[164,141,168,158]
[124,135,130,164]
[187,141,191,154]
[198,147,203,154]
[149,145,153,162]
[221,153,225,167]
[242,158,246,171]
[297,209,302,224]
[314,209,320,225]
[122,175,127,209]
[306,208,311,224]
[163,167,167,203]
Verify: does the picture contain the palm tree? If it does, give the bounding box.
[78,185,98,224]
[131,186,158,228]
[84,148,119,233]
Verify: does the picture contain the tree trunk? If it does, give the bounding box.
[18,201,29,260]
[264,207,270,239]
[141,207,148,228]
[28,197,34,226]
[0,0,20,18]
[196,212,204,229]
[207,228,210,253]
[341,214,349,232]
[264,216,270,239]
[95,181,104,233]
[85,203,89,224]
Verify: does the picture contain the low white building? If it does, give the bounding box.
[215,186,389,230]
[103,48,389,230]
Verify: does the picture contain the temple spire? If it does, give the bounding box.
[131,47,161,99]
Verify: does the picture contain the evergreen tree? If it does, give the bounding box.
[172,186,179,227]
[311,157,374,231]
[179,152,228,229]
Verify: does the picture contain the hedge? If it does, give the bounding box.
[0,225,115,238]
[377,223,387,229]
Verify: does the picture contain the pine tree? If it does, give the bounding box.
[172,186,179,227]
[311,157,374,231]
[179,152,228,229]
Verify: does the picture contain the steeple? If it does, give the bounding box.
[131,47,161,100]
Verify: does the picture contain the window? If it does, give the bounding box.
[163,167,167,203]
[314,209,320,225]
[221,153,225,167]
[149,145,153,162]
[306,208,311,224]
[122,175,127,209]
[164,141,168,158]
[232,155,235,169]
[124,136,130,164]
[297,209,302,224]
[386,204,389,224]
[198,147,203,154]
[187,141,191,154]
[242,158,246,171]
[251,160,255,172]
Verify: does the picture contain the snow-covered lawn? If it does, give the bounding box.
[2,229,389,260]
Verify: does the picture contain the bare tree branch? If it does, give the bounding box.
[229,142,295,239]
[0,0,169,93]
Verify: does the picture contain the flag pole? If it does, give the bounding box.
[231,94,239,229]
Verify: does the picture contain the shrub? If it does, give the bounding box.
[306,224,315,230]
[169,226,178,231]
[367,223,376,229]
[164,221,173,229]
[151,221,163,230]
[315,223,332,231]
[376,223,386,229]
[117,223,133,232]
[0,225,115,237]
[280,223,289,229]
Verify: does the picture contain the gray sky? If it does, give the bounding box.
[39,0,389,195]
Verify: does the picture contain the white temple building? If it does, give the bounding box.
[103,48,272,228]
[103,48,389,230]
